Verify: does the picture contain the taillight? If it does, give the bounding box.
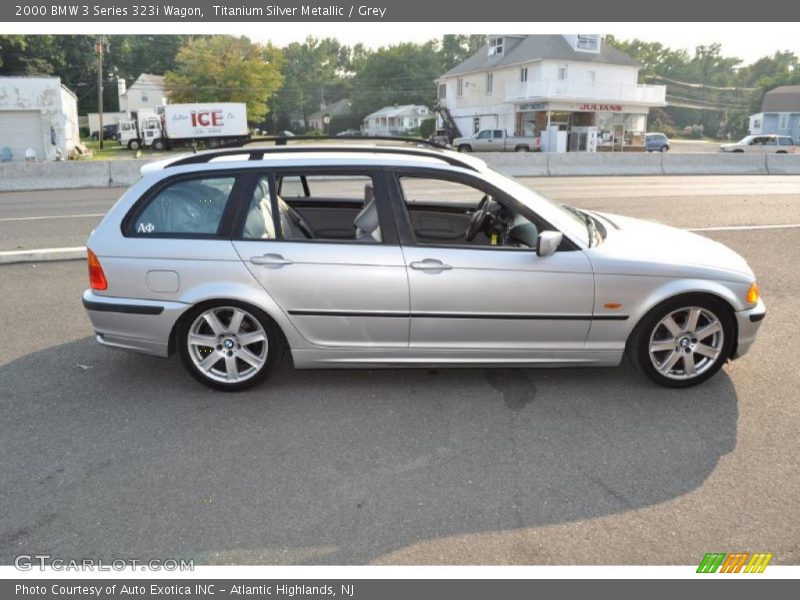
[87,249,107,291]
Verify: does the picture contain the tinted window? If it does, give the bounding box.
[131,176,234,236]
[493,130,503,139]
[779,138,793,146]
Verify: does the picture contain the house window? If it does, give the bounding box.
[486,73,493,95]
[473,117,480,133]
[779,114,789,130]
[438,84,447,99]
[588,70,596,86]
[520,67,528,83]
[557,66,568,81]
[489,37,503,56]
[576,35,599,51]
[457,77,463,98]
[753,118,761,129]
[141,91,148,102]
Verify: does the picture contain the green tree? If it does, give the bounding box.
[440,35,487,71]
[165,36,284,123]
[269,36,353,132]
[349,42,443,122]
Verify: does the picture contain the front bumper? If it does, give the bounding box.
[82,289,189,357]
[733,297,766,359]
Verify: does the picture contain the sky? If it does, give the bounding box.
[11,22,800,66]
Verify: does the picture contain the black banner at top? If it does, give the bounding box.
[3,0,800,22]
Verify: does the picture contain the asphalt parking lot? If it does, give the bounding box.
[1,176,799,565]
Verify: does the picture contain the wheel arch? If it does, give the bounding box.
[166,291,304,357]
[624,287,739,359]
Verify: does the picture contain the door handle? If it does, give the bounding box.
[410,259,452,271]
[250,253,293,267]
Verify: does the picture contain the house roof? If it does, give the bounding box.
[761,86,800,112]
[308,98,353,121]
[364,104,430,119]
[122,73,165,96]
[441,35,640,78]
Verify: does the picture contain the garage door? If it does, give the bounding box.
[0,110,45,161]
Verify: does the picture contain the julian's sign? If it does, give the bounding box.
[579,103,624,112]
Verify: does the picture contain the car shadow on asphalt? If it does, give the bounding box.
[0,337,738,565]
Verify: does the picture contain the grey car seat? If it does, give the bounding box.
[354,184,381,242]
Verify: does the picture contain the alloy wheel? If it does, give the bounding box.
[648,306,724,380]
[187,306,268,384]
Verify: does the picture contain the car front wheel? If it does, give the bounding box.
[177,302,284,391]
[628,296,734,388]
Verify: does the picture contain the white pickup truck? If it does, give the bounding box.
[453,129,540,153]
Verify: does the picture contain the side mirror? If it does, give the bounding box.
[536,230,563,257]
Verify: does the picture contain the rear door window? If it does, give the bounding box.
[779,137,793,146]
[129,175,236,236]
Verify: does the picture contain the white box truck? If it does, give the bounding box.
[118,103,249,150]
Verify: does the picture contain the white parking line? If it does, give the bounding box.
[687,224,800,232]
[0,213,104,223]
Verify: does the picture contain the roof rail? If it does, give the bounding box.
[249,134,449,149]
[166,141,481,171]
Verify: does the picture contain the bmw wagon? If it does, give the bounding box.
[83,143,765,390]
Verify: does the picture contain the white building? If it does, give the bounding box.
[118,73,168,113]
[362,104,431,136]
[437,35,667,151]
[0,76,80,161]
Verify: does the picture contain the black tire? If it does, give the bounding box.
[627,294,734,388]
[177,301,285,392]
[732,149,744,153]
[457,145,472,153]
[127,139,141,150]
[660,145,668,153]
[152,139,166,151]
[515,145,530,152]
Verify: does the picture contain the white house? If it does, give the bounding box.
[362,104,431,136]
[118,73,168,113]
[0,76,80,161]
[436,35,667,151]
[749,85,800,144]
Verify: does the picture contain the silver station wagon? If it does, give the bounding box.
[83,143,765,391]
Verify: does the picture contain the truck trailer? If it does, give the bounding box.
[118,103,250,151]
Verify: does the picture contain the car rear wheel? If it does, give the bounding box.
[127,139,141,150]
[660,145,668,152]
[177,302,284,391]
[515,145,529,152]
[457,145,472,152]
[628,296,734,388]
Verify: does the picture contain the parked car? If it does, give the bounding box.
[719,134,796,153]
[90,123,119,141]
[645,132,670,152]
[82,143,765,391]
[453,129,539,152]
[335,129,362,137]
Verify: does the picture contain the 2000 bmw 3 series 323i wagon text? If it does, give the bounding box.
[82,142,765,391]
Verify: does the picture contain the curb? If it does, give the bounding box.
[0,246,86,265]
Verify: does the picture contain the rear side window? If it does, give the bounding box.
[779,137,793,146]
[129,176,235,236]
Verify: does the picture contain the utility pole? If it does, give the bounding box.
[95,36,107,149]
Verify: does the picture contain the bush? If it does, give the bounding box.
[419,117,435,139]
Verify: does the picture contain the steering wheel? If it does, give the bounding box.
[465,195,492,241]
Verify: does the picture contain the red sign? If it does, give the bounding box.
[578,103,623,112]
[190,110,224,127]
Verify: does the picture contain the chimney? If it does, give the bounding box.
[117,78,127,112]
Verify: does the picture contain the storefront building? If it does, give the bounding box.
[436,35,666,152]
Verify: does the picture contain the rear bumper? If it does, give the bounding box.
[733,298,766,359]
[82,289,189,357]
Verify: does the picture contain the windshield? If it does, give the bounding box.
[481,167,590,246]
